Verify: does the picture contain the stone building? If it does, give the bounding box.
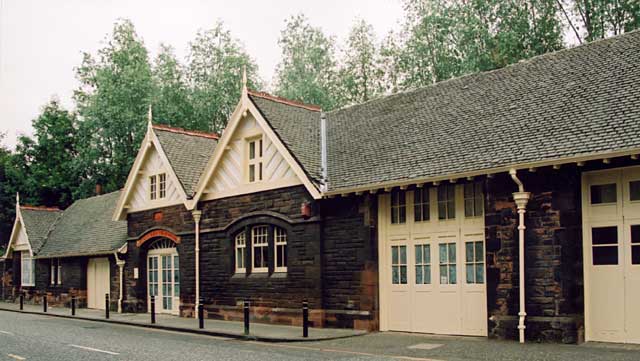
[3,30,640,344]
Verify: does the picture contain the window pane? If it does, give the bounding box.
[249,141,255,159]
[592,226,618,245]
[466,264,474,284]
[415,245,422,264]
[424,245,430,264]
[439,244,447,263]
[632,246,640,265]
[392,266,399,284]
[399,206,406,223]
[475,242,484,262]
[439,265,447,284]
[476,264,484,283]
[259,163,263,181]
[415,266,423,284]
[464,200,474,217]
[400,266,407,284]
[414,203,422,222]
[593,246,618,265]
[424,265,431,284]
[631,181,640,201]
[632,225,640,244]
[591,184,617,204]
[392,246,398,264]
[400,246,407,264]
[464,183,473,198]
[391,208,398,224]
[449,265,457,284]
[438,202,447,220]
[249,164,255,182]
[448,243,456,263]
[465,242,474,262]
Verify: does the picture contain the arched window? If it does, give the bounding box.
[148,238,176,251]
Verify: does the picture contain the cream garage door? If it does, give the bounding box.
[87,257,110,310]
[583,166,640,343]
[379,184,487,336]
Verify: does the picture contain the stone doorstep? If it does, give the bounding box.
[0,305,367,343]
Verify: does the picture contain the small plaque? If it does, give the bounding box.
[133,267,139,279]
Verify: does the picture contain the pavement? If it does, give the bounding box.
[0,301,363,342]
[1,311,640,360]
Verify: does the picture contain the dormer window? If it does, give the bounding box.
[150,173,167,200]
[247,137,263,183]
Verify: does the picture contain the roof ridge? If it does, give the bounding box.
[153,124,219,139]
[247,89,322,112]
[328,29,639,115]
[21,205,61,212]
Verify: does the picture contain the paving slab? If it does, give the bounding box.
[0,301,365,342]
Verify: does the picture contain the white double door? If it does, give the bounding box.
[583,167,640,343]
[148,250,180,315]
[87,257,110,310]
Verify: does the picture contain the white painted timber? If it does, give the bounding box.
[202,114,301,200]
[87,258,110,310]
[582,165,640,344]
[378,186,487,336]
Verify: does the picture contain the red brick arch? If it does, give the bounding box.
[136,229,181,248]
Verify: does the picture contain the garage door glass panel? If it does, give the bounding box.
[591,184,617,204]
[415,244,431,284]
[414,189,430,222]
[632,225,640,265]
[439,243,456,284]
[438,185,455,220]
[592,226,618,265]
[391,191,406,224]
[630,181,640,201]
[465,241,485,284]
[392,245,407,284]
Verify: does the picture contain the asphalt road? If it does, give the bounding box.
[1,311,640,361]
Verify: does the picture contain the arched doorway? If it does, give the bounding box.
[147,238,180,315]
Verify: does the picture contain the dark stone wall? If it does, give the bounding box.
[485,169,583,343]
[320,195,378,330]
[124,185,378,329]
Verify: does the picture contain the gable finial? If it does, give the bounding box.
[148,104,153,127]
[242,65,247,95]
[16,192,19,207]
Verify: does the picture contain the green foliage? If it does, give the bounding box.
[558,0,640,43]
[274,14,340,110]
[74,19,154,198]
[151,44,194,129]
[13,99,78,208]
[186,21,261,133]
[337,19,383,105]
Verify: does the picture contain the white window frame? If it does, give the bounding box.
[390,190,406,224]
[21,251,35,287]
[149,173,167,200]
[247,137,263,183]
[437,184,456,220]
[438,242,457,284]
[235,232,247,273]
[274,227,287,273]
[251,226,269,273]
[50,258,62,285]
[464,182,484,218]
[465,241,485,284]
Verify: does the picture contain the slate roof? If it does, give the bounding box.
[19,207,62,253]
[154,125,218,196]
[249,92,323,184]
[324,30,640,191]
[36,191,127,258]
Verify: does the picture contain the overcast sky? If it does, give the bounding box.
[0,0,404,148]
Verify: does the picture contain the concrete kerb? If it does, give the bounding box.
[0,307,368,343]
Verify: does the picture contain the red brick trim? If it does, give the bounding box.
[136,229,181,248]
[247,89,321,112]
[21,205,61,212]
[152,124,219,139]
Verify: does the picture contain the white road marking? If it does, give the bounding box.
[0,330,14,335]
[69,344,120,355]
[7,354,26,360]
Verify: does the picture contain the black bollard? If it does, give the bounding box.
[105,293,109,319]
[19,293,24,311]
[150,296,156,324]
[71,297,76,316]
[302,300,309,338]
[198,298,204,329]
[243,300,250,336]
[43,294,47,313]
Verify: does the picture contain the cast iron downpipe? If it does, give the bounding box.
[192,209,202,313]
[509,169,531,344]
